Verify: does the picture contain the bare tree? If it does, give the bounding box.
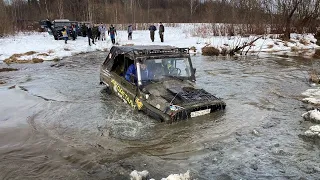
[57,0,63,19]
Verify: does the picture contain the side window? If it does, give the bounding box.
[175,59,190,77]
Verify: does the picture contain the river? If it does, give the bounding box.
[0,52,319,179]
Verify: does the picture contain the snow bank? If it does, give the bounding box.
[0,23,319,63]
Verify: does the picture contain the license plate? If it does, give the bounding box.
[190,109,211,118]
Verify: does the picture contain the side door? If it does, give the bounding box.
[110,72,138,109]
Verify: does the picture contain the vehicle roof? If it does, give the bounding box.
[53,19,70,22]
[111,45,179,52]
[103,45,190,71]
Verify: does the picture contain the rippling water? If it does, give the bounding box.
[0,52,319,179]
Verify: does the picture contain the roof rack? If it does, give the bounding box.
[134,48,189,56]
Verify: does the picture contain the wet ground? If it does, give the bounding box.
[0,52,320,180]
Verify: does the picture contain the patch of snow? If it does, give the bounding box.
[161,170,191,180]
[302,109,320,123]
[304,125,320,138]
[302,88,320,105]
[130,170,191,180]
[130,170,149,180]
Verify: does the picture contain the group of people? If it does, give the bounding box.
[148,22,165,42]
[126,22,165,42]
[61,24,78,44]
[57,21,166,45]
[86,24,117,46]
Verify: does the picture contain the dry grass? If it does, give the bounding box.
[0,80,6,85]
[52,58,60,62]
[32,58,44,63]
[284,42,289,47]
[3,51,40,64]
[0,68,18,72]
[202,46,220,56]
[291,46,299,52]
[309,70,320,84]
[24,51,37,56]
[299,38,309,45]
[267,44,274,49]
[288,39,296,44]
[38,53,49,56]
[4,57,44,64]
[313,49,320,58]
[48,50,54,54]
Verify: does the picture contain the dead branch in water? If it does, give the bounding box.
[229,36,263,56]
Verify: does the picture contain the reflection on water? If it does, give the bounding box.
[0,52,319,179]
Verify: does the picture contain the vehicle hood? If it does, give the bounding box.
[144,79,224,112]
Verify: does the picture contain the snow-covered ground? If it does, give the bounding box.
[0,24,318,62]
[302,88,320,138]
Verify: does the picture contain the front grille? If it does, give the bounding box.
[170,102,226,122]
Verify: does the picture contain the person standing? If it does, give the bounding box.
[128,24,133,40]
[99,23,106,41]
[148,24,157,42]
[108,24,117,44]
[159,22,165,42]
[87,24,95,46]
[71,24,77,40]
[45,19,53,32]
[62,26,68,44]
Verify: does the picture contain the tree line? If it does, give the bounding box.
[1,0,320,39]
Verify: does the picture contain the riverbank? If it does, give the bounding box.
[0,24,319,63]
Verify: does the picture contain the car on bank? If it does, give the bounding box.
[100,46,226,123]
[52,19,78,40]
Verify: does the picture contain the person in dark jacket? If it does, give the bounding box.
[159,22,165,42]
[108,24,117,44]
[71,24,77,40]
[92,25,99,41]
[148,24,157,42]
[45,19,53,32]
[87,25,95,46]
[128,24,133,40]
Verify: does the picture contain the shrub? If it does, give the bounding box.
[313,49,320,58]
[202,46,220,56]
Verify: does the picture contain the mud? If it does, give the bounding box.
[0,52,319,179]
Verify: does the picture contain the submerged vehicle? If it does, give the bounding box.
[100,46,226,123]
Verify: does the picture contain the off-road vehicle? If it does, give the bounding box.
[100,46,226,123]
[52,19,78,40]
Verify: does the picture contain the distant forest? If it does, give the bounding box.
[1,0,320,38]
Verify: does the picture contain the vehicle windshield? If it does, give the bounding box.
[137,57,192,83]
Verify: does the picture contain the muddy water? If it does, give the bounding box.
[0,52,319,180]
